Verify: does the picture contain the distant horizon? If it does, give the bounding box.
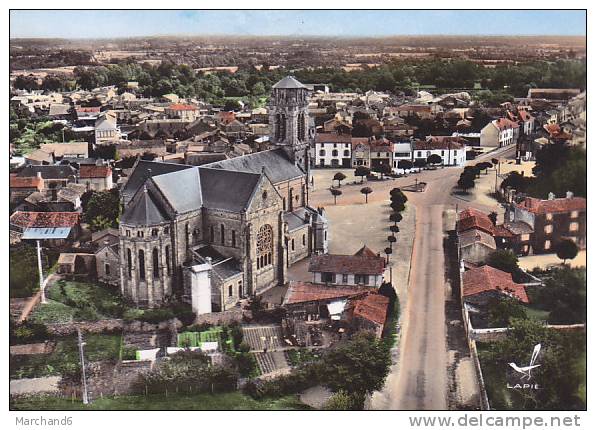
[10,10,586,39]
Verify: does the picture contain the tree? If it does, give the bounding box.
[414,159,427,169]
[378,281,398,313]
[389,213,403,225]
[333,172,347,188]
[9,244,39,298]
[82,189,121,231]
[387,235,397,248]
[487,296,528,327]
[397,159,413,171]
[390,188,408,204]
[389,225,399,234]
[487,249,519,275]
[390,201,405,213]
[360,187,373,203]
[354,166,370,183]
[535,267,586,324]
[457,174,475,193]
[330,188,342,205]
[320,332,391,408]
[324,390,360,410]
[383,247,392,263]
[373,163,392,179]
[555,239,578,265]
[427,153,443,167]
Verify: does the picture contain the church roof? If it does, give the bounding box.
[151,167,202,214]
[204,148,304,184]
[121,160,192,205]
[120,186,170,226]
[272,76,307,90]
[199,168,262,212]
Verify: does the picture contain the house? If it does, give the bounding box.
[10,173,45,205]
[349,293,390,338]
[351,137,371,167]
[413,137,466,167]
[39,142,89,160]
[395,104,433,119]
[57,253,96,276]
[527,88,581,102]
[391,142,414,172]
[314,133,352,167]
[506,192,586,253]
[383,117,416,139]
[79,162,113,192]
[323,118,353,134]
[95,112,122,145]
[9,211,81,246]
[369,140,393,172]
[17,165,77,190]
[165,104,200,121]
[480,118,520,147]
[95,243,120,285]
[458,228,497,266]
[462,265,529,306]
[24,149,54,165]
[91,228,120,249]
[48,103,72,120]
[17,183,86,213]
[308,245,386,287]
[224,119,248,140]
[115,140,168,158]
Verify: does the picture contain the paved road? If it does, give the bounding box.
[387,145,517,410]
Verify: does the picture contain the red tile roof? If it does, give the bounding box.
[10,211,80,229]
[462,265,529,303]
[353,245,378,258]
[493,117,520,131]
[284,281,371,305]
[79,165,112,178]
[315,133,352,143]
[309,248,386,275]
[492,224,515,239]
[10,175,43,190]
[168,103,198,111]
[457,208,495,235]
[351,293,390,325]
[516,196,586,215]
[415,136,465,150]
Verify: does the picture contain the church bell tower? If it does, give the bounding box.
[269,76,312,172]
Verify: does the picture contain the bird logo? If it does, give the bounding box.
[508,344,541,381]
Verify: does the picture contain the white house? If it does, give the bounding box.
[391,142,413,172]
[314,133,352,167]
[480,118,520,147]
[413,136,467,167]
[95,112,122,145]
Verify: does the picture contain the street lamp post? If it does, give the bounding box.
[36,240,46,304]
[77,328,90,404]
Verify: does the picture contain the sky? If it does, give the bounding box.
[10,10,586,39]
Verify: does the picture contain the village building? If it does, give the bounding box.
[314,133,352,167]
[413,136,467,167]
[79,162,113,192]
[480,118,520,147]
[308,246,386,287]
[117,77,329,314]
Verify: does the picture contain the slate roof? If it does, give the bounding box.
[151,168,202,214]
[199,168,262,212]
[283,281,371,305]
[120,187,170,226]
[462,265,529,303]
[283,208,310,232]
[459,228,497,249]
[121,160,192,205]
[17,165,76,180]
[272,76,307,90]
[204,148,304,184]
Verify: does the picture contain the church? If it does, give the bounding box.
[118,76,329,314]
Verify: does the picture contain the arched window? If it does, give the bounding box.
[185,224,190,249]
[298,112,306,141]
[276,114,286,140]
[238,281,243,298]
[152,248,159,279]
[138,249,146,281]
[332,149,338,157]
[127,249,132,278]
[220,224,225,245]
[165,245,171,275]
[232,230,236,248]
[210,225,214,243]
[228,285,233,297]
[105,263,110,276]
[256,225,273,269]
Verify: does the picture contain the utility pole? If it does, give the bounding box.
[494,158,499,194]
[77,328,90,405]
[36,240,46,304]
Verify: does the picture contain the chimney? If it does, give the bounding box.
[548,192,555,200]
[37,172,42,179]
[96,158,103,166]
[566,191,574,199]
[51,188,58,201]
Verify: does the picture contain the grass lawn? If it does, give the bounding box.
[30,280,128,324]
[10,333,122,379]
[11,392,311,411]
